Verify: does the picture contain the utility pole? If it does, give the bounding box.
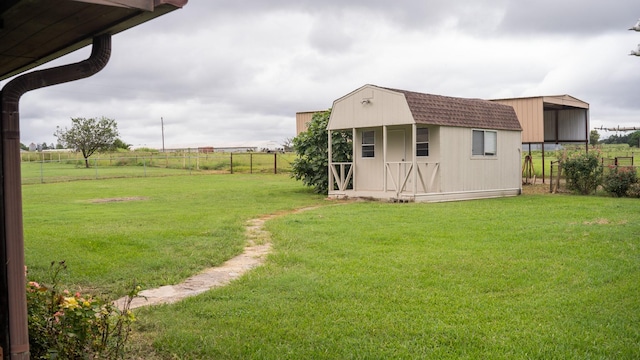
[161,117,165,153]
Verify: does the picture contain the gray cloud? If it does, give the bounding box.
[5,0,640,148]
[499,0,640,35]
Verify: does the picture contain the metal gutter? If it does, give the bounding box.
[0,34,111,360]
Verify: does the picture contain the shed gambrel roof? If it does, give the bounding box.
[384,87,522,131]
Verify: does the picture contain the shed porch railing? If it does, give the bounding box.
[330,162,353,192]
[386,161,439,198]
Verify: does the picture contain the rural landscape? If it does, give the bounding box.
[4,2,640,359]
[19,141,640,359]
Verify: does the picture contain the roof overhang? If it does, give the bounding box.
[0,0,187,81]
[542,95,589,110]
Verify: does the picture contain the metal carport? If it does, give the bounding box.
[492,95,590,182]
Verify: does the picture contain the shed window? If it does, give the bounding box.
[362,130,375,158]
[472,130,497,156]
[416,128,429,156]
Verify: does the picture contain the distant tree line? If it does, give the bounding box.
[591,130,640,147]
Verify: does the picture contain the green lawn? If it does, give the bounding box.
[23,175,640,359]
[23,174,326,296]
[140,194,638,359]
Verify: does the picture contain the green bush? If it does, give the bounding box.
[27,261,138,360]
[627,182,640,198]
[602,166,638,197]
[291,109,352,194]
[562,152,603,195]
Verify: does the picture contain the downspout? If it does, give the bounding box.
[0,34,111,360]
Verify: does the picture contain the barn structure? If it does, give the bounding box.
[295,110,320,135]
[0,1,187,358]
[491,95,590,181]
[327,85,523,202]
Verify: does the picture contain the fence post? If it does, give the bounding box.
[274,153,277,174]
[230,153,234,174]
[550,161,554,193]
[40,157,44,184]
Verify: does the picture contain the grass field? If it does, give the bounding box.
[20,152,296,184]
[23,174,326,296]
[22,175,640,359]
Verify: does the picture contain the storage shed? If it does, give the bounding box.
[327,85,523,202]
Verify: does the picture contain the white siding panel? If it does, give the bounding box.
[329,85,414,130]
[439,127,521,193]
[354,128,384,190]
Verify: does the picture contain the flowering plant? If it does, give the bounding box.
[602,165,638,197]
[27,261,139,360]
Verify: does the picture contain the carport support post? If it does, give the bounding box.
[542,143,545,184]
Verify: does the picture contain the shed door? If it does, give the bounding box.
[387,130,407,192]
[388,130,406,162]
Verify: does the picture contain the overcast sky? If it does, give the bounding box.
[4,1,640,149]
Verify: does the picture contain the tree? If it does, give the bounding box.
[602,133,629,145]
[281,137,294,153]
[291,109,352,194]
[589,129,600,145]
[54,117,119,168]
[627,130,640,148]
[112,138,131,151]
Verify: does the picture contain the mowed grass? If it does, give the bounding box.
[23,175,639,358]
[22,174,326,296]
[136,195,640,359]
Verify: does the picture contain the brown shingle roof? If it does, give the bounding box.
[384,87,522,131]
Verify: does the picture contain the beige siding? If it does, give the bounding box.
[328,85,414,130]
[543,95,589,109]
[439,127,521,192]
[492,98,544,143]
[353,128,384,191]
[295,111,316,135]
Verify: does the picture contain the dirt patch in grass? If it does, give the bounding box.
[90,197,148,203]
[521,184,552,195]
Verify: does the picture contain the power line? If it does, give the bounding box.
[595,126,640,132]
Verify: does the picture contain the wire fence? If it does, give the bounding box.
[21,152,296,185]
[548,158,638,193]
